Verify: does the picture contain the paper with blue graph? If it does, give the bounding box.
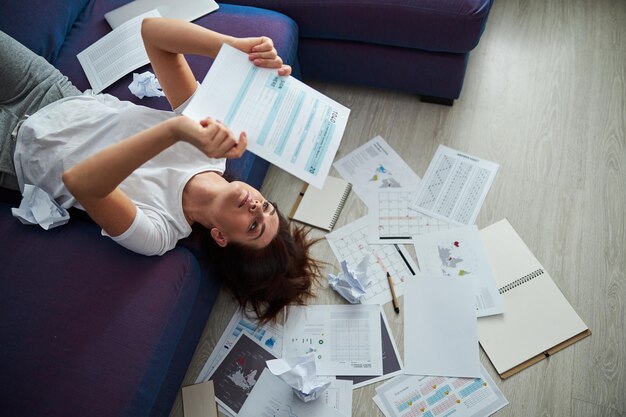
[373,365,508,417]
[183,44,350,188]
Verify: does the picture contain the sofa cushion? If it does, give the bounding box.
[0,202,216,417]
[0,0,89,62]
[223,0,492,53]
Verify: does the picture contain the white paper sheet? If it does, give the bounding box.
[404,276,481,378]
[333,135,421,209]
[320,379,353,416]
[196,309,282,384]
[337,305,404,389]
[282,304,383,376]
[326,216,418,305]
[77,10,161,93]
[374,365,509,417]
[183,44,349,188]
[412,225,504,317]
[410,145,499,225]
[368,188,456,244]
[237,369,351,417]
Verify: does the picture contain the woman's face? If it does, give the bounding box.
[209,181,279,248]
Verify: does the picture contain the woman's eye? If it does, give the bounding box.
[250,221,258,232]
[262,201,269,211]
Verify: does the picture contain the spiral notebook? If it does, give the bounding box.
[289,176,352,231]
[477,219,591,379]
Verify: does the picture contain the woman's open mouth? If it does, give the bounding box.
[238,191,250,208]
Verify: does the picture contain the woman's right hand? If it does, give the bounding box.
[171,115,247,159]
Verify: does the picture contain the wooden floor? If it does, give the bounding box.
[170,0,626,416]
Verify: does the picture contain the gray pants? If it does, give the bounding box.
[0,31,81,190]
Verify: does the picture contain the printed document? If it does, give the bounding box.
[326,216,419,305]
[374,365,508,417]
[410,145,498,225]
[195,309,283,384]
[368,188,455,244]
[237,369,350,417]
[412,225,504,317]
[334,136,421,209]
[337,305,404,389]
[77,10,161,93]
[183,44,350,188]
[283,304,383,376]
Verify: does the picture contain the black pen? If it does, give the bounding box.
[387,272,400,314]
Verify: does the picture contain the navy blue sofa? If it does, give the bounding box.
[227,0,493,103]
[0,1,298,417]
[0,1,492,416]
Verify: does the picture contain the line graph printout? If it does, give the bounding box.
[282,304,383,376]
[326,216,419,305]
[374,365,508,417]
[333,136,421,209]
[368,188,456,244]
[183,44,349,189]
[410,145,499,225]
[237,369,350,417]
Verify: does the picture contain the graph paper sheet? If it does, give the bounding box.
[326,216,418,305]
[368,188,456,244]
[282,304,383,376]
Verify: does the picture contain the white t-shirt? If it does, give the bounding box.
[14,91,226,256]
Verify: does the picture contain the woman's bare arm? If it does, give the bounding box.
[62,117,246,236]
[141,17,291,109]
[63,18,288,238]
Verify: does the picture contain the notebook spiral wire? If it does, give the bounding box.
[498,269,544,294]
[329,183,352,229]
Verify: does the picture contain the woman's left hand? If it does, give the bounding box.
[231,36,292,76]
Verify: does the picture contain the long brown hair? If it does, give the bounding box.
[192,210,322,323]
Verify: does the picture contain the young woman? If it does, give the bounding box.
[0,18,320,322]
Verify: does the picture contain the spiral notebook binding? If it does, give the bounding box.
[328,183,352,230]
[499,269,544,294]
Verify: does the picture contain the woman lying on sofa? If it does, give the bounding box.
[0,18,320,323]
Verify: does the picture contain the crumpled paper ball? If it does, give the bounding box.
[128,71,166,99]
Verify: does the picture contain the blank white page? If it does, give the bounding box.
[477,219,588,375]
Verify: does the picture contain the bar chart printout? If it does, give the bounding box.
[374,366,508,417]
